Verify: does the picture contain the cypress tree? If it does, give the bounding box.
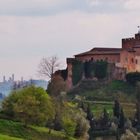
[113,99,121,119]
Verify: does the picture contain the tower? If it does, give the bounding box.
[3,76,6,82]
[12,74,14,81]
[138,26,140,34]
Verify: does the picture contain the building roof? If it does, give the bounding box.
[75,47,121,57]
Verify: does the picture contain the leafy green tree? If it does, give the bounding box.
[53,100,90,139]
[86,103,94,121]
[101,108,110,128]
[120,129,137,140]
[53,113,63,131]
[62,117,77,137]
[119,108,125,129]
[2,86,55,126]
[113,99,121,119]
[75,111,90,138]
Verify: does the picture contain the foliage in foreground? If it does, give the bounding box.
[2,86,55,126]
[0,134,23,140]
[1,84,90,139]
[0,119,73,140]
[51,101,90,139]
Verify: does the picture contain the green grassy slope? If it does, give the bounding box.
[68,80,136,102]
[0,134,23,140]
[0,119,75,140]
[68,80,136,118]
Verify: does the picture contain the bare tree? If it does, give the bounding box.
[38,56,60,80]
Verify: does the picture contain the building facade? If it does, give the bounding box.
[66,31,140,89]
[119,32,140,72]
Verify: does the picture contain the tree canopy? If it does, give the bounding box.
[2,86,55,126]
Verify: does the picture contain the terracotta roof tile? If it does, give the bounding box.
[75,47,121,57]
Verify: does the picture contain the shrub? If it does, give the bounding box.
[62,117,76,137]
[126,72,140,85]
[47,75,67,97]
[2,86,55,126]
[75,114,90,138]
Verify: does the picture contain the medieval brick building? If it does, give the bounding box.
[66,31,140,89]
[119,32,140,72]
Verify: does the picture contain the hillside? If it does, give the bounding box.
[68,80,136,102]
[0,119,76,140]
[67,80,137,119]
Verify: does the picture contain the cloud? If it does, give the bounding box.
[87,0,101,6]
[124,0,140,10]
[0,0,77,16]
[0,1,140,80]
[1,11,139,59]
[0,0,133,16]
[85,0,126,13]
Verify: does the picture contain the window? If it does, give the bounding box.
[131,58,134,63]
[105,57,108,61]
[136,59,138,64]
[125,57,128,62]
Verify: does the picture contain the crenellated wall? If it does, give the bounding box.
[122,38,135,49]
[120,33,140,73]
[65,32,140,90]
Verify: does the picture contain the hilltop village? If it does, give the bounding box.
[64,31,140,89]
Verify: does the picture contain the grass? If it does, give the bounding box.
[0,119,76,140]
[85,101,136,118]
[68,80,137,119]
[0,134,23,140]
[69,80,136,102]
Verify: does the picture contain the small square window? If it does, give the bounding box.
[125,58,127,62]
[131,58,134,63]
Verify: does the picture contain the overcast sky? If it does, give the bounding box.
[0,0,140,81]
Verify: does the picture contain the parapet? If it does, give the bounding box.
[122,37,135,43]
[66,58,75,64]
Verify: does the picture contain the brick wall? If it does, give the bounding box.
[75,54,120,64]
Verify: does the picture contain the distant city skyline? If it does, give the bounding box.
[1,0,140,80]
[0,74,23,82]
